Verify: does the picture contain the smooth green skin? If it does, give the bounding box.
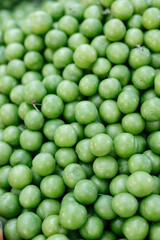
[54,124,77,147]
[43,119,64,141]
[140,194,160,221]
[144,30,160,52]
[79,216,104,239]
[44,48,54,63]
[68,33,89,51]
[106,123,124,140]
[3,126,21,147]
[80,18,102,38]
[114,133,135,158]
[5,43,25,61]
[0,103,19,126]
[4,219,22,240]
[129,47,151,69]
[104,19,126,42]
[99,78,121,99]
[61,192,76,206]
[127,171,154,197]
[62,163,86,188]
[65,2,84,20]
[62,63,83,83]
[63,101,78,123]
[142,89,155,105]
[122,113,145,135]
[4,28,24,44]
[148,131,160,154]
[141,97,160,121]
[94,195,116,220]
[53,47,73,69]
[42,63,60,77]
[0,141,12,166]
[89,133,113,157]
[74,179,98,205]
[60,201,87,230]
[8,164,32,189]
[117,91,139,114]
[109,65,130,87]
[42,215,68,237]
[73,44,97,69]
[109,174,129,196]
[91,175,109,194]
[25,34,44,51]
[130,0,147,14]
[43,1,64,20]
[36,199,61,221]
[33,153,56,176]
[42,75,63,94]
[151,53,160,68]
[24,110,44,131]
[22,17,32,35]
[76,139,95,163]
[18,102,33,120]
[0,192,21,219]
[132,66,155,90]
[75,101,98,124]
[111,0,134,20]
[81,162,94,178]
[127,14,143,29]
[58,15,78,35]
[40,142,58,157]
[41,94,64,119]
[0,65,7,78]
[100,0,114,7]
[10,188,21,197]
[40,175,65,198]
[106,42,129,64]
[21,70,42,85]
[112,193,138,218]
[0,93,9,107]
[155,72,160,96]
[46,234,68,240]
[99,231,116,240]
[125,28,143,48]
[24,51,44,71]
[122,216,149,240]
[134,135,147,154]
[24,80,47,104]
[99,100,121,124]
[91,35,110,57]
[17,212,42,239]
[92,58,112,78]
[84,5,103,20]
[0,129,3,140]
[145,120,160,133]
[30,11,52,34]
[7,59,26,79]
[31,166,43,187]
[20,129,43,152]
[84,122,105,138]
[152,176,160,194]
[19,185,41,209]
[142,7,160,30]
[128,154,152,174]
[0,165,11,188]
[10,85,24,105]
[57,80,79,102]
[55,148,77,168]
[149,223,160,240]
[93,156,118,179]
[32,235,46,240]
[10,149,32,167]
[110,217,125,237]
[79,74,99,96]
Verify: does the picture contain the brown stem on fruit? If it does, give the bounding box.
[32,100,41,112]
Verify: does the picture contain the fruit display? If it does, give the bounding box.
[0,0,160,239]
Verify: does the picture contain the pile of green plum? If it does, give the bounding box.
[1,0,160,239]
